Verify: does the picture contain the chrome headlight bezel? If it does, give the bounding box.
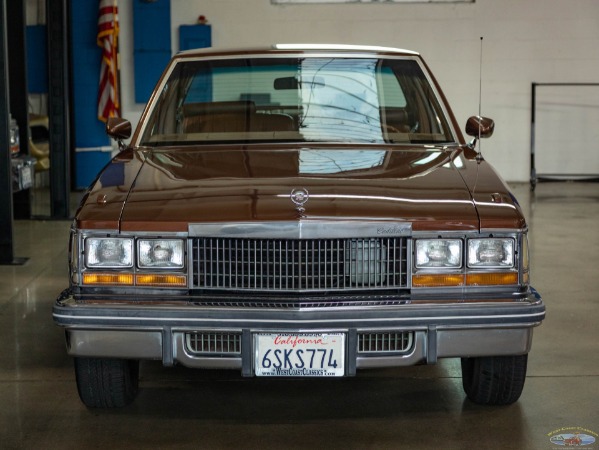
[77,232,188,288]
[412,232,525,289]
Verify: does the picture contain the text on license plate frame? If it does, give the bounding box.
[254,332,346,377]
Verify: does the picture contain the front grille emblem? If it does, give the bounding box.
[290,188,309,217]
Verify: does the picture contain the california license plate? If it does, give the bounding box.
[254,333,345,377]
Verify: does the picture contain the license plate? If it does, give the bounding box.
[254,333,345,377]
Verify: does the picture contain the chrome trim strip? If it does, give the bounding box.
[54,311,546,325]
[188,221,411,239]
[477,228,528,234]
[272,44,419,55]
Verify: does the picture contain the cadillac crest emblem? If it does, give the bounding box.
[290,188,309,217]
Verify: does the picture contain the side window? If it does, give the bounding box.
[378,66,410,134]
[379,66,407,108]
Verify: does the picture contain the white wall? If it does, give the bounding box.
[116,0,599,182]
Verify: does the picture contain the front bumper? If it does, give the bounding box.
[53,288,545,376]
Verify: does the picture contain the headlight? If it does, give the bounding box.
[415,239,462,269]
[85,238,133,268]
[467,238,514,268]
[138,239,184,269]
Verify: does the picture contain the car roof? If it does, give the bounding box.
[177,44,420,58]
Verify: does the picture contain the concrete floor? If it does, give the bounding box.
[1,182,598,450]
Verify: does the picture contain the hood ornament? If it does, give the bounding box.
[290,188,309,217]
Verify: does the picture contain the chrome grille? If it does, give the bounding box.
[185,332,242,355]
[191,237,408,291]
[358,332,414,354]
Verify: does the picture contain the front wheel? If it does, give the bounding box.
[461,355,528,405]
[74,357,139,408]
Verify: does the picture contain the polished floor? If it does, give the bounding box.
[1,182,598,450]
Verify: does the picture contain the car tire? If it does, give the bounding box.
[74,357,139,408]
[461,354,528,405]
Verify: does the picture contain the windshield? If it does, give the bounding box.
[140,57,454,146]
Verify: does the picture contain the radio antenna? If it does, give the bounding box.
[476,36,484,162]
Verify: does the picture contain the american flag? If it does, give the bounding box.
[97,0,119,122]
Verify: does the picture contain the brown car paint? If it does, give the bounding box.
[76,144,523,233]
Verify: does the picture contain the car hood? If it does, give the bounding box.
[76,145,525,232]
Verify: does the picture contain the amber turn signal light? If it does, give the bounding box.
[135,274,187,287]
[412,273,465,287]
[413,272,519,288]
[82,273,134,286]
[466,272,518,286]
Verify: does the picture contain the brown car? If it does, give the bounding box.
[53,44,545,408]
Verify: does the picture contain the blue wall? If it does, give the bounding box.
[133,0,172,103]
[70,0,112,189]
[70,0,110,149]
[179,24,211,51]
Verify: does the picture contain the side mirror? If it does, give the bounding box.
[465,116,494,139]
[106,117,132,150]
